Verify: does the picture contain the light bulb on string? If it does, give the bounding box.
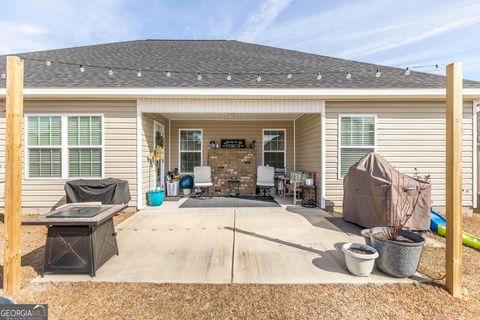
[45,60,52,66]
[405,67,410,76]
[137,69,142,77]
[287,73,293,79]
[346,71,352,80]
[108,68,114,76]
[166,71,171,77]
[435,64,440,72]
[316,72,322,80]
[256,74,262,82]
[375,69,381,78]
[197,73,202,81]
[1,73,6,79]
[226,73,232,81]
[79,65,85,73]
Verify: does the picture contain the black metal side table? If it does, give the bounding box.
[228,180,240,197]
[301,185,316,208]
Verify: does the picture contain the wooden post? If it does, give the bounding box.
[3,56,24,297]
[445,62,463,297]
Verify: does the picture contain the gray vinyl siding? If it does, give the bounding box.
[325,101,474,209]
[141,113,169,207]
[294,114,322,205]
[169,120,294,174]
[0,100,137,212]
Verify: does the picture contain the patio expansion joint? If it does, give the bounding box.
[230,208,237,284]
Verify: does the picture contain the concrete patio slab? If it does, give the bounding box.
[33,198,423,285]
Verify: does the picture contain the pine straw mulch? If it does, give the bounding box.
[0,212,479,319]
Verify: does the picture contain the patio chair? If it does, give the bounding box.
[256,166,275,199]
[193,166,213,198]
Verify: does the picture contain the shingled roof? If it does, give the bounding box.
[1,39,479,89]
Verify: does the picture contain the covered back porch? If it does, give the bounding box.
[137,98,326,209]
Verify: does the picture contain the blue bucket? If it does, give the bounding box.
[147,190,165,206]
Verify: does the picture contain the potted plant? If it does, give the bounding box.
[369,169,430,278]
[342,242,379,276]
[147,146,165,206]
[166,168,180,196]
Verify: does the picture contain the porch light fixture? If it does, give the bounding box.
[346,71,352,80]
[287,73,293,79]
[316,72,322,80]
[197,73,202,81]
[137,69,142,77]
[405,67,410,76]
[108,68,114,76]
[256,74,262,82]
[166,71,171,77]
[45,60,52,66]
[226,73,232,81]
[79,65,85,73]
[375,69,381,78]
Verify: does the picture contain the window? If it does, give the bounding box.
[179,129,202,173]
[26,115,103,178]
[339,115,376,177]
[263,129,286,169]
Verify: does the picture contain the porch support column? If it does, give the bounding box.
[320,104,326,209]
[136,107,143,210]
[445,62,463,297]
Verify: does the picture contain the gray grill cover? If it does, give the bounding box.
[342,153,431,231]
[65,178,131,204]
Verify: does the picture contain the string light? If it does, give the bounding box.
[16,56,449,83]
[1,73,6,79]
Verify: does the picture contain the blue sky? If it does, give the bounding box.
[1,0,479,80]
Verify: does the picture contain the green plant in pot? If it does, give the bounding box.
[369,169,431,278]
[147,146,165,206]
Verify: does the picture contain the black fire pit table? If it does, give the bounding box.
[23,203,127,277]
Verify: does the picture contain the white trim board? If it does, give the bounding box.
[2,87,480,99]
[474,100,479,208]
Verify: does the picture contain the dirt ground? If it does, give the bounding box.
[1,212,479,320]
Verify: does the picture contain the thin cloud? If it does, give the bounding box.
[238,0,293,42]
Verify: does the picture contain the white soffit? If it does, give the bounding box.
[159,112,302,120]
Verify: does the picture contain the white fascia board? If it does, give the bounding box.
[1,87,480,99]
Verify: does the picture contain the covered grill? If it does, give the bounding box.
[342,152,431,230]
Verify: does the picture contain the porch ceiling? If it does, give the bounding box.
[160,112,302,120]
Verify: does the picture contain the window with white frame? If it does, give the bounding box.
[179,129,202,173]
[263,129,286,169]
[26,115,103,178]
[339,115,376,177]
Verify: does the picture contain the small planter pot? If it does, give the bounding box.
[370,228,425,278]
[183,188,192,196]
[147,190,165,206]
[341,242,379,277]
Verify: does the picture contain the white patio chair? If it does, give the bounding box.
[193,166,213,198]
[256,166,275,198]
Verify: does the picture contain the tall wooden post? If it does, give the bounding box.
[445,62,463,297]
[3,56,24,297]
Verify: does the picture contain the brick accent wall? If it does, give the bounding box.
[208,149,256,195]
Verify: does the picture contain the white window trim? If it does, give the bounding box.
[262,129,287,169]
[337,114,377,180]
[24,114,105,180]
[178,128,203,174]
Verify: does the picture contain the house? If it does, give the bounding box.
[0,39,479,213]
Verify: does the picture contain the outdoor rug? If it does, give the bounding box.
[180,196,280,208]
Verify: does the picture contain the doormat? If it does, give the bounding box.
[180,196,280,208]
